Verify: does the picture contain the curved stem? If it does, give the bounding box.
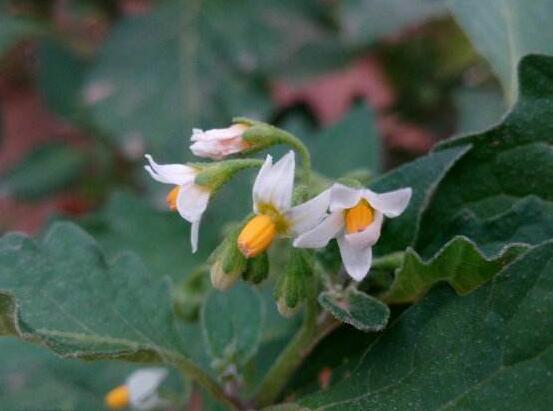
[254,280,319,407]
[371,251,405,271]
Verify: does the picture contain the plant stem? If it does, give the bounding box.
[254,281,319,407]
[172,355,242,411]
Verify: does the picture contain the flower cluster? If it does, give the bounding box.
[145,121,411,295]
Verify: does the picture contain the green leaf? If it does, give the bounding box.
[340,0,448,46]
[282,240,553,410]
[319,288,390,332]
[382,236,526,304]
[202,283,264,368]
[0,222,193,363]
[370,144,470,254]
[448,0,553,104]
[0,142,87,200]
[79,192,205,280]
[0,337,137,411]
[306,104,381,177]
[417,54,553,257]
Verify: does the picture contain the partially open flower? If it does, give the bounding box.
[237,151,330,258]
[294,183,412,281]
[190,123,250,160]
[145,154,210,252]
[105,368,168,410]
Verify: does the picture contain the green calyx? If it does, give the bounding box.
[194,159,264,192]
[275,249,313,315]
[243,252,270,284]
[209,226,247,291]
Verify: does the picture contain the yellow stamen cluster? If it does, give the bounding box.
[105,385,130,410]
[238,215,276,258]
[166,186,180,211]
[345,200,374,234]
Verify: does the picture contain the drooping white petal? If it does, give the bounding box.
[127,368,168,410]
[344,210,384,248]
[286,189,331,236]
[144,154,197,185]
[176,184,210,223]
[363,187,412,218]
[253,151,295,212]
[293,211,344,249]
[190,219,201,253]
[329,183,363,212]
[337,235,373,281]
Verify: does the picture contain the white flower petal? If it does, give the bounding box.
[363,187,412,218]
[293,211,344,249]
[286,189,331,236]
[343,210,384,248]
[337,235,373,281]
[190,124,247,142]
[144,154,196,185]
[190,124,248,159]
[253,151,295,212]
[329,183,363,212]
[176,184,210,223]
[190,219,200,253]
[127,368,168,408]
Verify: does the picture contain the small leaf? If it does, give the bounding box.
[202,283,264,367]
[319,288,390,332]
[382,236,527,304]
[1,142,87,200]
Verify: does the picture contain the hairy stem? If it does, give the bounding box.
[371,251,405,271]
[254,281,319,407]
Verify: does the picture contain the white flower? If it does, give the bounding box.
[237,151,330,258]
[190,123,250,160]
[294,183,412,281]
[105,368,168,411]
[144,154,210,253]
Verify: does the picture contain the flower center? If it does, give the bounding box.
[345,200,374,234]
[105,385,130,409]
[238,215,277,258]
[166,186,180,211]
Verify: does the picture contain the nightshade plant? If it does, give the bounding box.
[1,54,553,411]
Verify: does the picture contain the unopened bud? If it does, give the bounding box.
[243,252,269,284]
[209,226,247,291]
[274,249,312,317]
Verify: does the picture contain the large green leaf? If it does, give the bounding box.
[202,283,264,368]
[417,54,553,258]
[448,0,553,104]
[370,145,470,254]
[277,240,553,410]
[382,236,526,304]
[0,337,137,411]
[0,142,88,200]
[0,222,194,364]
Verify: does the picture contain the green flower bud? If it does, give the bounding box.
[243,252,269,284]
[209,226,247,291]
[274,249,312,317]
[194,159,264,192]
